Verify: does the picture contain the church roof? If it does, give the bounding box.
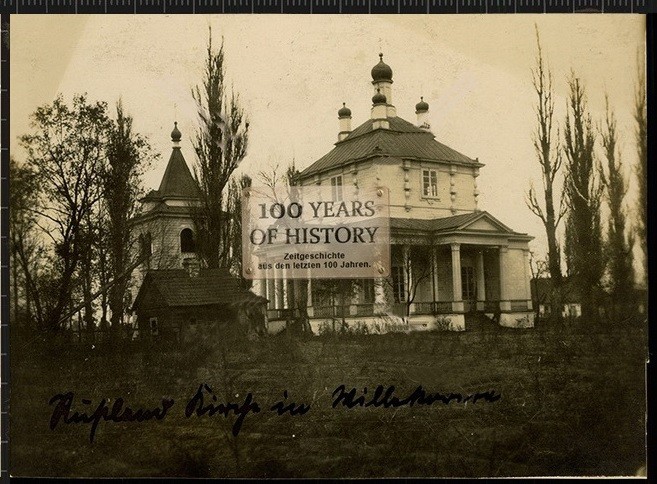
[143,147,200,202]
[133,268,267,310]
[300,116,481,178]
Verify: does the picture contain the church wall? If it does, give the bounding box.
[505,248,530,301]
[483,250,501,301]
[129,214,197,315]
[299,158,478,221]
[306,159,478,220]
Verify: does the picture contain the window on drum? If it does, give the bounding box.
[331,175,343,201]
[422,169,438,198]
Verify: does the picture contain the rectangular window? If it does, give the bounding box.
[422,169,438,198]
[149,317,159,336]
[392,266,407,303]
[331,175,343,201]
[361,279,375,304]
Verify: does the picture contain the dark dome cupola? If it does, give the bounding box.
[337,103,353,141]
[415,97,429,113]
[371,53,393,82]
[338,102,352,118]
[415,97,431,131]
[372,89,387,105]
[171,121,182,147]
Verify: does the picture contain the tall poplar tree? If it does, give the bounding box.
[191,31,250,269]
[563,74,604,321]
[600,96,635,316]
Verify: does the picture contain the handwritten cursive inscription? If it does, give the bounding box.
[48,383,501,443]
[49,392,175,443]
[332,385,501,409]
[184,384,261,436]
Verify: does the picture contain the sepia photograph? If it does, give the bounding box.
[8,14,648,477]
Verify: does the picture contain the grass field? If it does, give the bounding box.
[9,317,647,478]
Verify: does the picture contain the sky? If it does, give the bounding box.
[10,14,646,263]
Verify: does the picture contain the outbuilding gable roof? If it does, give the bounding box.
[300,116,481,178]
[132,268,266,310]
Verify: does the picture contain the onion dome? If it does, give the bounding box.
[415,96,429,112]
[372,88,387,105]
[171,121,182,143]
[371,53,393,82]
[338,102,352,118]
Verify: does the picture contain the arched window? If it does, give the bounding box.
[139,232,152,258]
[180,228,196,253]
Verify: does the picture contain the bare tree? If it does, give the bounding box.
[385,245,432,322]
[563,74,604,321]
[525,26,566,321]
[599,96,635,317]
[9,158,47,331]
[191,30,249,269]
[20,94,111,332]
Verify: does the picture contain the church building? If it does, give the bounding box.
[130,54,535,335]
[252,54,535,331]
[129,123,267,339]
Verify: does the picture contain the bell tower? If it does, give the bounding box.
[129,123,202,305]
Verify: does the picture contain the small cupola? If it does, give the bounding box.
[371,89,389,130]
[415,97,429,113]
[338,103,352,142]
[171,121,182,148]
[415,97,430,131]
[372,89,387,105]
[338,103,352,118]
[371,53,393,82]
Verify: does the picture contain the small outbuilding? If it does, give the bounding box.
[530,277,582,319]
[132,268,268,342]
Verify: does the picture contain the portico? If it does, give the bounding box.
[256,211,535,332]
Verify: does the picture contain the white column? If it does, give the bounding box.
[275,275,284,310]
[476,250,486,311]
[523,249,533,310]
[306,278,314,318]
[451,243,464,313]
[374,278,388,315]
[402,245,412,313]
[499,246,510,311]
[403,245,412,291]
[281,269,290,309]
[265,277,271,309]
